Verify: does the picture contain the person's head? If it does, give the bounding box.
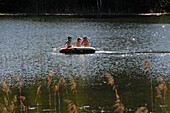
[68,36,72,41]
[83,37,88,40]
[77,38,81,42]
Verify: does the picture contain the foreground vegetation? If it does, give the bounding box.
[0,59,168,113]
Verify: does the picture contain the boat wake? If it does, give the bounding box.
[96,51,170,55]
[51,51,170,56]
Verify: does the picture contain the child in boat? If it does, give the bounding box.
[81,37,89,47]
[73,38,82,47]
[63,36,72,48]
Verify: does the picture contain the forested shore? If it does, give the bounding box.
[0,0,170,15]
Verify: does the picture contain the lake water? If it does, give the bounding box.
[0,15,170,112]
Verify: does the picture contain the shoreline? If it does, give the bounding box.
[0,13,170,16]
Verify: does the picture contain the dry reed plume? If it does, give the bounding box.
[13,74,19,81]
[48,70,53,89]
[70,76,78,107]
[53,80,57,88]
[143,59,153,112]
[135,107,148,113]
[113,103,124,113]
[105,73,114,86]
[54,85,59,113]
[1,78,11,100]
[156,76,167,105]
[113,88,124,113]
[18,81,27,112]
[65,99,78,113]
[13,75,27,113]
[70,76,77,94]
[105,73,116,91]
[54,77,66,113]
[105,73,124,113]
[144,60,150,74]
[18,82,27,113]
[0,78,18,113]
[56,77,66,86]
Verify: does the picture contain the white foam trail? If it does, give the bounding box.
[96,51,117,54]
[96,51,170,55]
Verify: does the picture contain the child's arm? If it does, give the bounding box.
[81,41,84,46]
[63,41,68,47]
[73,42,77,47]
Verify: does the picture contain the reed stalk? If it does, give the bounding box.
[53,77,66,113]
[150,77,153,112]
[1,79,11,101]
[58,89,61,113]
[35,84,41,103]
[155,77,167,112]
[113,88,124,113]
[70,76,77,94]
[53,80,57,113]
[35,83,41,113]
[54,86,59,113]
[70,76,78,106]
[48,70,53,89]
[105,73,124,113]
[19,82,23,113]
[47,70,53,113]
[1,79,17,113]
[144,59,153,112]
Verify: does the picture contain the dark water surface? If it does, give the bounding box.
[0,16,170,112]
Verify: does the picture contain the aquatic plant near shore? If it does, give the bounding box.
[143,59,153,112]
[0,78,18,113]
[144,60,151,74]
[135,107,148,113]
[70,76,78,106]
[113,88,124,113]
[105,73,114,86]
[34,73,76,113]
[1,95,17,113]
[35,82,41,113]
[155,76,168,112]
[1,79,11,100]
[14,74,27,113]
[65,99,78,113]
[35,83,41,104]
[70,76,77,94]
[0,61,168,113]
[156,76,167,103]
[48,70,53,89]
[105,73,124,113]
[47,70,53,113]
[1,75,28,113]
[57,77,66,113]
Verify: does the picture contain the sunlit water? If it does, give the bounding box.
[0,16,170,112]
